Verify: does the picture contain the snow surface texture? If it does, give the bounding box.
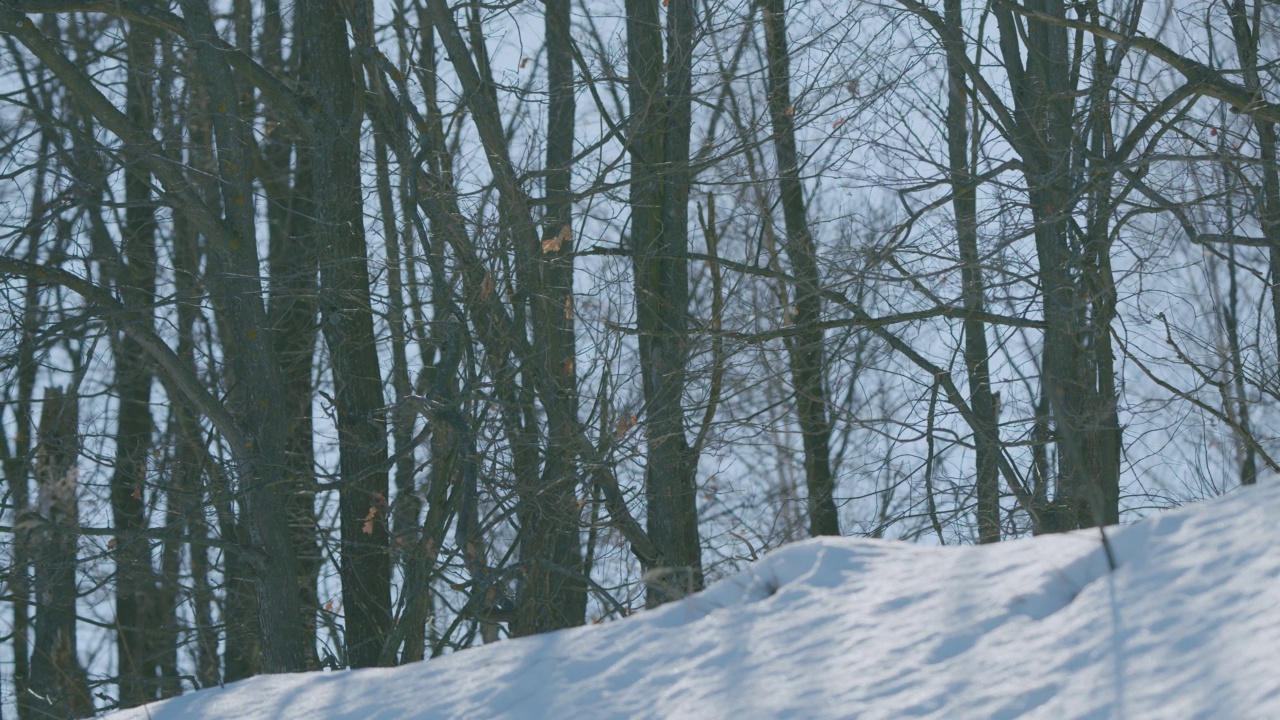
[109,484,1280,719]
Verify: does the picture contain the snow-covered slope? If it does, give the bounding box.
[110,485,1280,719]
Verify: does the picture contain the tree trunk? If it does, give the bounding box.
[178,0,306,672]
[374,131,426,664]
[423,0,588,632]
[626,0,705,604]
[503,0,590,636]
[299,0,392,667]
[761,0,840,537]
[262,0,322,667]
[4,53,50,718]
[941,0,1000,543]
[1228,0,1280,372]
[177,104,263,682]
[112,21,163,706]
[994,0,1121,530]
[168,91,226,687]
[29,388,92,719]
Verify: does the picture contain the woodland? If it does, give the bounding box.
[0,0,1275,716]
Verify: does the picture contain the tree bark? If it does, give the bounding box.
[993,0,1121,530]
[941,0,1000,542]
[504,0,590,636]
[3,46,51,717]
[1228,0,1280,371]
[299,0,392,667]
[177,0,307,672]
[263,0,322,667]
[626,0,705,603]
[761,0,840,537]
[178,102,262,683]
[29,388,92,719]
[424,0,588,632]
[112,20,164,706]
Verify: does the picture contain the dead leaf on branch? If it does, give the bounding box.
[543,225,572,253]
[615,413,638,439]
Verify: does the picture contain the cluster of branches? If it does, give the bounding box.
[0,0,1276,715]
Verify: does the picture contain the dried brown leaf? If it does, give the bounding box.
[543,226,571,253]
[615,413,638,439]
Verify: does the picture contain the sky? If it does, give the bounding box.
[105,481,1280,719]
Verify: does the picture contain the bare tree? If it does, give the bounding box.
[761,0,841,537]
[626,0,705,604]
[4,0,1279,711]
[29,387,91,719]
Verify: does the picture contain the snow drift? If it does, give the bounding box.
[109,484,1280,719]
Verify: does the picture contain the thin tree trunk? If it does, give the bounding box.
[1224,245,1258,486]
[178,102,261,682]
[374,132,426,663]
[157,441,182,699]
[362,8,530,643]
[299,0,391,667]
[761,0,840,537]
[385,18,444,663]
[424,0,588,631]
[262,0,321,667]
[177,0,306,672]
[29,388,92,719]
[941,0,1000,542]
[4,53,51,719]
[152,31,186,702]
[112,20,162,706]
[167,82,225,686]
[1228,0,1280,371]
[626,0,704,605]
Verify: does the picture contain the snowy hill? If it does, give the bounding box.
[109,485,1280,719]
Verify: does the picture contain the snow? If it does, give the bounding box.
[108,484,1280,719]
